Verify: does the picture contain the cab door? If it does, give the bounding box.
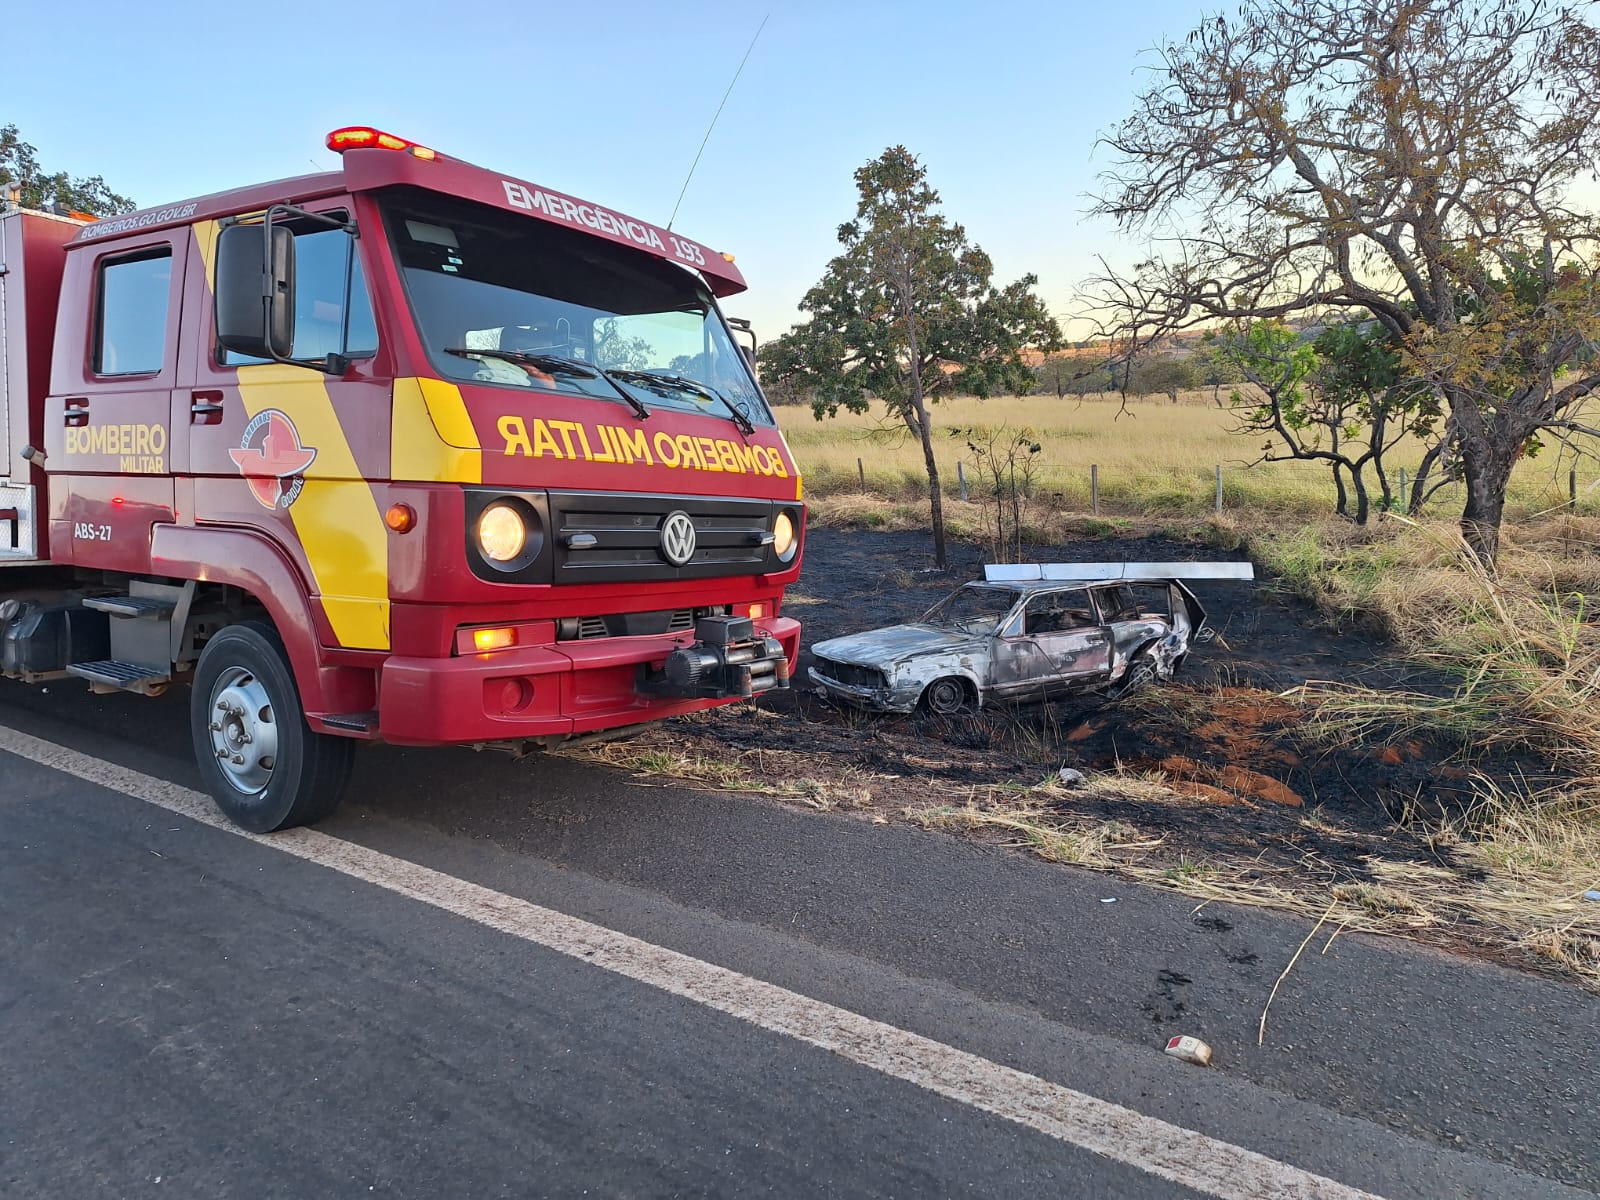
[44,233,184,572]
[174,206,393,652]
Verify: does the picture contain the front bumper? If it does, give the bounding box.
[808,665,921,713]
[377,617,800,745]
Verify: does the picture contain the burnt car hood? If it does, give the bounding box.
[811,624,982,667]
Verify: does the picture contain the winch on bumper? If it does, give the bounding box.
[640,616,791,699]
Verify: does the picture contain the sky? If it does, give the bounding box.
[6,0,1217,343]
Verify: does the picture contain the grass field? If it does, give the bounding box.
[780,390,1600,521]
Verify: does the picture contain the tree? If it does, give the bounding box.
[0,124,133,216]
[593,318,654,371]
[1034,351,1119,398]
[1212,319,1417,523]
[1127,355,1200,403]
[1091,0,1600,565]
[762,147,1060,568]
[1034,352,1076,399]
[1192,344,1245,408]
[961,426,1043,564]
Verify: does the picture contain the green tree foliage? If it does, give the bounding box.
[1126,355,1200,404]
[1091,0,1600,565]
[0,124,133,216]
[762,147,1060,567]
[1213,319,1416,524]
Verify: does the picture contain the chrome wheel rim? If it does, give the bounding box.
[207,667,279,794]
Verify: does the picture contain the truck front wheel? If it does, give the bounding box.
[191,621,354,832]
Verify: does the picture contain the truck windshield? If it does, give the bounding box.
[380,191,772,426]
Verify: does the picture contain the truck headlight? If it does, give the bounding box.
[773,510,798,562]
[477,503,527,562]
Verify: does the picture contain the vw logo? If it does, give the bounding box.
[659,510,697,566]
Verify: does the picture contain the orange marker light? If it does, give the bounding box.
[384,503,417,533]
[721,252,736,263]
[473,627,517,652]
[747,603,767,619]
[325,127,437,159]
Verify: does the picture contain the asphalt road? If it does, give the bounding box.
[2,678,1597,1199]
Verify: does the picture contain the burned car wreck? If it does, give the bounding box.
[809,562,1252,714]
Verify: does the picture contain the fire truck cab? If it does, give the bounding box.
[0,126,802,832]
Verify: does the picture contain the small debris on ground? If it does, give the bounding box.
[1164,1035,1213,1066]
[1100,897,1118,904]
[1057,767,1086,786]
[1584,890,1600,903]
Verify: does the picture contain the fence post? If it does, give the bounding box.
[957,461,968,502]
[1398,466,1407,512]
[1091,464,1099,516]
[858,457,865,492]
[1214,465,1223,514]
[1572,469,1579,511]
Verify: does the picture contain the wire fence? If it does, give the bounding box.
[835,453,1600,522]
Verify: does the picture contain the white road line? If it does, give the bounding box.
[1,724,1382,1200]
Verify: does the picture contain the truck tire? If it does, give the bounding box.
[190,621,354,832]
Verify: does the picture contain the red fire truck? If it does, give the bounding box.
[0,126,803,832]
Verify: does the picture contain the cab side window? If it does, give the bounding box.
[222,225,377,365]
[94,250,172,375]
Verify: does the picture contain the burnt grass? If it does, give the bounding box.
[641,526,1556,940]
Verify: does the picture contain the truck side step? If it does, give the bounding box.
[66,659,172,695]
[83,595,178,619]
[320,711,378,733]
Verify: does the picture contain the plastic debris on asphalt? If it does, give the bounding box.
[1164,1035,1213,1066]
[1100,897,1118,904]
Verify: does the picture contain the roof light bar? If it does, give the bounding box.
[326,126,437,160]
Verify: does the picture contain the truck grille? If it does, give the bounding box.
[548,490,778,585]
[558,609,701,641]
[813,656,885,690]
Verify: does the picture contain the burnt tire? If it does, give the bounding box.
[190,621,354,833]
[1108,650,1158,701]
[920,676,974,716]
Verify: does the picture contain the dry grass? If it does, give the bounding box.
[783,391,1600,521]
[1246,516,1600,983]
[910,769,1598,985]
[568,736,883,811]
[1269,517,1600,783]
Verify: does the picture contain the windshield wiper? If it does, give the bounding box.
[607,370,755,437]
[445,348,650,420]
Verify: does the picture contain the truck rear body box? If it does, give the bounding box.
[0,208,80,565]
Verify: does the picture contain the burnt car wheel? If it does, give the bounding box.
[1108,650,1158,700]
[921,676,974,715]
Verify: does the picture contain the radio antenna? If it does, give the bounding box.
[668,13,769,231]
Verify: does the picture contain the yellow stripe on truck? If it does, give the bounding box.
[232,364,392,650]
[392,377,481,482]
[193,219,391,651]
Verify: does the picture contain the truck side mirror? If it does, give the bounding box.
[215,222,295,361]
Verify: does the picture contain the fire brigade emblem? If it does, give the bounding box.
[229,410,318,510]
